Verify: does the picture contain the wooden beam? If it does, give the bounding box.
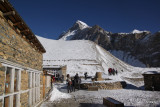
[13,22,23,26]
[26,35,34,39]
[29,39,36,43]
[20,29,29,33]
[0,0,4,2]
[3,11,16,16]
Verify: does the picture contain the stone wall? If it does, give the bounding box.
[45,87,51,95]
[143,74,160,91]
[0,99,2,107]
[20,92,29,107]
[21,70,29,90]
[0,63,5,96]
[0,11,45,107]
[40,87,43,100]
[81,81,126,90]
[0,13,43,71]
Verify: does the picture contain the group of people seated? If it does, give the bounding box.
[51,73,64,83]
[108,68,118,75]
[66,73,81,93]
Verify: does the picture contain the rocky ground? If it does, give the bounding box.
[40,83,105,107]
[40,83,160,107]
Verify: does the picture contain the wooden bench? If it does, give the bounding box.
[88,86,98,91]
[103,97,124,107]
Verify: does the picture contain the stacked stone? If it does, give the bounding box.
[81,81,126,90]
[21,71,29,90]
[95,72,103,81]
[0,99,2,106]
[20,92,29,106]
[0,13,43,71]
[0,63,5,96]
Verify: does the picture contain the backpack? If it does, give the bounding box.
[69,81,72,85]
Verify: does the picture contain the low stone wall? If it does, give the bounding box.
[81,81,126,90]
[0,63,5,95]
[143,74,160,91]
[20,92,29,107]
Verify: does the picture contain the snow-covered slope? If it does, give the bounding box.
[37,36,160,82]
[109,50,146,67]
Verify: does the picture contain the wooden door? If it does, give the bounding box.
[43,75,45,98]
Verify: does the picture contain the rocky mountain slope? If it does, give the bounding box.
[58,20,160,67]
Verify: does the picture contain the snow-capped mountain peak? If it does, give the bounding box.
[131,29,149,34]
[76,20,89,28]
[58,20,90,40]
[74,20,89,30]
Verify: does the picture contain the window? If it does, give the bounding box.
[5,67,12,94]
[4,96,9,107]
[14,69,19,92]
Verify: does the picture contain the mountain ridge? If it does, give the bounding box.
[58,20,160,67]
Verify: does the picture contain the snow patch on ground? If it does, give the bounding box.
[49,85,71,101]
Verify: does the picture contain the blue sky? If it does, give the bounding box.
[10,0,160,39]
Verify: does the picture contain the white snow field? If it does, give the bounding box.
[37,35,160,81]
[38,36,160,107]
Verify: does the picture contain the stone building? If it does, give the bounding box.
[43,65,67,80]
[0,0,51,107]
[143,71,160,91]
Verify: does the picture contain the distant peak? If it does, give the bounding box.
[131,29,150,34]
[76,20,88,25]
[74,20,89,29]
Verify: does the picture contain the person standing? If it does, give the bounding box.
[57,73,60,82]
[66,74,72,93]
[61,75,64,83]
[84,72,88,80]
[74,73,80,90]
[71,77,75,92]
